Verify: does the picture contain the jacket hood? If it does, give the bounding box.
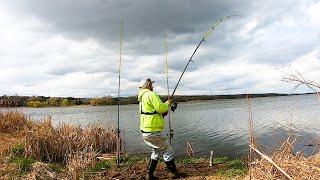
[138,88,150,102]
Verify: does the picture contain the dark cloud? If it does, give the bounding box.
[3,0,250,54]
[1,0,320,97]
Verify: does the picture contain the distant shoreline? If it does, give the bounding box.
[0,92,316,108]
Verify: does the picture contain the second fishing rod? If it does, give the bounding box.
[170,15,239,112]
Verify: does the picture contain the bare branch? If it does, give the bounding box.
[282,70,320,102]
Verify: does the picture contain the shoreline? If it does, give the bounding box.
[0,92,316,108]
[1,110,319,179]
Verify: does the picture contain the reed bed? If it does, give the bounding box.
[0,111,32,133]
[25,119,118,163]
[249,136,320,179]
[247,96,320,179]
[246,93,320,180]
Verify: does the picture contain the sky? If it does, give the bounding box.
[0,0,319,97]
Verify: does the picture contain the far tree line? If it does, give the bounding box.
[0,95,140,108]
[0,93,305,108]
[0,95,89,108]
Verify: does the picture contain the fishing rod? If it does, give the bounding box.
[170,15,239,112]
[164,32,173,145]
[116,21,124,166]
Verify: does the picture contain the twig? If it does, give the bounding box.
[186,141,195,158]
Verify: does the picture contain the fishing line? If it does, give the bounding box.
[170,15,239,112]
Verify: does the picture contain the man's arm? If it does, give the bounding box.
[149,92,171,114]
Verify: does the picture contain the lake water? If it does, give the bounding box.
[2,94,320,158]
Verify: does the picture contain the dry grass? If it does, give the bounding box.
[0,111,119,179]
[0,111,32,156]
[0,111,33,133]
[66,147,97,179]
[0,132,25,156]
[27,162,57,180]
[250,136,320,179]
[247,96,320,179]
[25,118,118,163]
[0,110,118,164]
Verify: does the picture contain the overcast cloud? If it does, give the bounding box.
[0,0,319,97]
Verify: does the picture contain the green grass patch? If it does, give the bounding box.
[9,156,35,172]
[178,157,206,165]
[216,159,247,177]
[120,154,147,166]
[213,156,229,164]
[87,161,111,172]
[11,144,24,156]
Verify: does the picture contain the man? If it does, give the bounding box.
[138,78,179,180]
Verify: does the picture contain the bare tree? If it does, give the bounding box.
[282,70,320,102]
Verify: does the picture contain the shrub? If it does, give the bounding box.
[32,101,43,108]
[47,97,61,107]
[26,101,34,107]
[60,99,70,107]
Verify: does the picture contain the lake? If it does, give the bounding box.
[2,94,320,158]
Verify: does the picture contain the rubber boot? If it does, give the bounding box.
[146,159,158,180]
[165,159,180,179]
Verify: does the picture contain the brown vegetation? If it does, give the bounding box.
[0,132,25,156]
[0,110,119,179]
[0,111,118,163]
[67,147,98,179]
[249,136,320,179]
[0,111,248,179]
[0,111,33,133]
[25,119,117,163]
[247,95,320,179]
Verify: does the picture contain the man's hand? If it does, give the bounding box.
[167,98,173,105]
[162,111,168,117]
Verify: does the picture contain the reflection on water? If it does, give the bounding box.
[2,94,320,158]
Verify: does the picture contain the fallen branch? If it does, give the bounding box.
[249,145,293,180]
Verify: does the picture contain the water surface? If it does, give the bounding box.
[3,94,319,158]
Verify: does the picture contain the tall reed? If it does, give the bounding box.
[25,119,118,163]
[0,111,32,133]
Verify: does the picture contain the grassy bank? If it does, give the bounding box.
[1,110,319,179]
[1,146,247,179]
[0,111,248,179]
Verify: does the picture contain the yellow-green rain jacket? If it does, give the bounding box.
[138,89,170,132]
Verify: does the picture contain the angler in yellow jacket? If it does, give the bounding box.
[138,78,179,180]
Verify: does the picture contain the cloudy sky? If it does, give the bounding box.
[0,0,319,97]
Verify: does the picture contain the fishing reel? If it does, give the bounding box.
[171,102,178,112]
